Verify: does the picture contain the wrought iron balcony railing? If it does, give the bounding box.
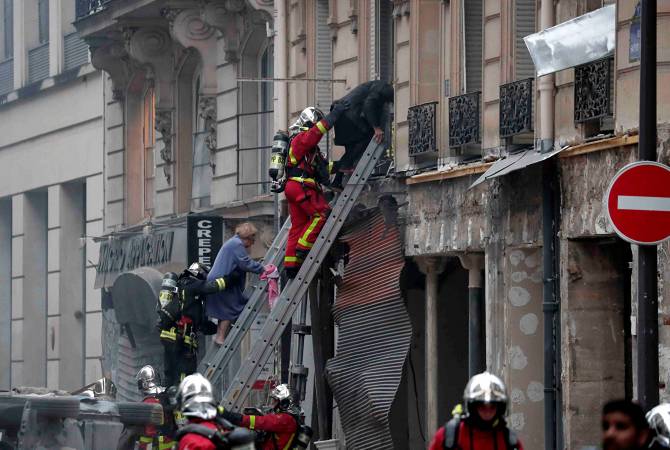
[408,102,437,156]
[574,57,613,123]
[76,0,114,19]
[449,91,480,147]
[499,78,533,138]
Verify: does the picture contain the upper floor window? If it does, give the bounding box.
[143,87,155,217]
[2,0,12,59]
[38,0,49,44]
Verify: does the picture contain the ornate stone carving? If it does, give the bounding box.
[89,38,136,101]
[168,8,219,95]
[125,26,177,109]
[348,0,359,34]
[156,109,174,184]
[198,96,218,173]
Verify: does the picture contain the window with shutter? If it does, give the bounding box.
[3,0,12,59]
[463,0,482,94]
[38,0,49,44]
[515,0,535,81]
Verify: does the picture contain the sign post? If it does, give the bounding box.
[187,216,224,266]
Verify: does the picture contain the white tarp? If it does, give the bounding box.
[524,4,616,77]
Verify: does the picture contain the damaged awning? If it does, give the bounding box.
[470,146,566,189]
[524,4,615,77]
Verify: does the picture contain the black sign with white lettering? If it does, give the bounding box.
[187,215,223,266]
[97,232,174,275]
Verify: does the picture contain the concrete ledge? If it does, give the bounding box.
[405,161,493,185]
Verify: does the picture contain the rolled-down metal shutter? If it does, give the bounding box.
[515,0,536,80]
[315,0,332,112]
[326,210,411,449]
[0,58,13,95]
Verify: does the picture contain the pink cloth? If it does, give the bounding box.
[260,265,280,309]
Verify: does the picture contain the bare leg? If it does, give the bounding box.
[214,320,231,345]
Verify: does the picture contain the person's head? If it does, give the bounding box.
[236,222,258,249]
[177,373,217,421]
[463,371,508,428]
[136,365,162,396]
[269,384,293,412]
[289,107,324,136]
[647,403,670,448]
[602,399,649,450]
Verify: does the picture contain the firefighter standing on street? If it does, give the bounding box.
[219,384,306,450]
[428,371,524,450]
[157,263,238,387]
[283,101,349,279]
[174,373,255,450]
[134,365,175,450]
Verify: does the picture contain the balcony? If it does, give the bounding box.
[499,78,533,138]
[76,0,114,19]
[408,102,438,156]
[574,57,613,123]
[449,92,480,148]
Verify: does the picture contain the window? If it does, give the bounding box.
[143,87,155,217]
[2,0,12,59]
[258,46,273,195]
[192,78,213,210]
[38,0,48,44]
[515,0,535,81]
[463,0,482,94]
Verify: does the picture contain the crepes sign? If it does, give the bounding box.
[187,215,223,266]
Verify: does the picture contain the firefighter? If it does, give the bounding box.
[174,373,255,450]
[157,263,239,387]
[647,403,670,449]
[428,372,524,450]
[283,101,349,279]
[134,365,176,450]
[219,384,308,450]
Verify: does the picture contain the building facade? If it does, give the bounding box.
[71,0,670,448]
[0,0,104,391]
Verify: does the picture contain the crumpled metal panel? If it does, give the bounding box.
[523,4,615,77]
[325,211,410,449]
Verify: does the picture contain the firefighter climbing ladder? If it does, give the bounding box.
[200,140,384,410]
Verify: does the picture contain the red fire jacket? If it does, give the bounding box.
[428,420,525,450]
[178,420,218,450]
[241,412,298,450]
[286,119,331,185]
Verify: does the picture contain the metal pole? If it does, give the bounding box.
[423,260,440,439]
[468,269,485,376]
[290,292,310,403]
[637,0,658,410]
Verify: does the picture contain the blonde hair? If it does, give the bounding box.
[235,222,258,239]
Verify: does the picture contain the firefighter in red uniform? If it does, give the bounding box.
[429,372,524,450]
[219,384,301,450]
[174,373,255,450]
[134,365,175,450]
[283,102,349,279]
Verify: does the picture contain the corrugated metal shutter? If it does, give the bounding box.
[325,211,411,450]
[464,0,482,93]
[315,0,332,112]
[369,0,376,80]
[28,43,49,84]
[116,331,164,402]
[64,32,89,70]
[515,0,535,80]
[0,58,13,95]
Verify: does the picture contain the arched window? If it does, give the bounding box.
[142,86,155,218]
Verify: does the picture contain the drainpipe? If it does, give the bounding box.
[273,0,288,236]
[458,254,485,376]
[539,1,559,450]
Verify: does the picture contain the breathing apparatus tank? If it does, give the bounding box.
[269,130,290,193]
[292,424,313,450]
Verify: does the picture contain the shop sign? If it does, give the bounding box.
[187,216,223,266]
[97,231,174,275]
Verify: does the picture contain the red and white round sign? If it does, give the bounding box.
[605,161,670,245]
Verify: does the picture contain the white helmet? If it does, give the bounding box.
[289,107,324,136]
[648,403,670,448]
[136,365,163,396]
[177,373,217,420]
[463,371,508,417]
[270,384,294,411]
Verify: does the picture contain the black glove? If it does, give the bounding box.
[325,99,350,125]
[219,408,244,426]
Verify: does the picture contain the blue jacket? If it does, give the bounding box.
[206,235,264,321]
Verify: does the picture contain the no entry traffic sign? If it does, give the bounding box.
[605,161,670,245]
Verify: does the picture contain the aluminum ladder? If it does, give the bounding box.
[220,138,385,410]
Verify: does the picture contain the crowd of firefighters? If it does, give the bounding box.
[119,81,670,449]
